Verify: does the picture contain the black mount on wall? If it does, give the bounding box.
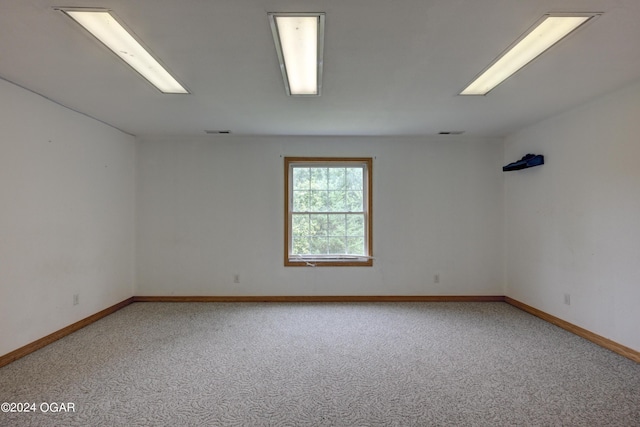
[503,154,544,171]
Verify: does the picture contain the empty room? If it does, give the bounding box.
[1,0,639,425]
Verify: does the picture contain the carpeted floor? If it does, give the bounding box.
[1,302,639,426]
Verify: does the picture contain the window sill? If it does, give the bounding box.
[285,256,373,267]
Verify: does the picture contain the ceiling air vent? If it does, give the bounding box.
[205,130,231,134]
[438,131,465,135]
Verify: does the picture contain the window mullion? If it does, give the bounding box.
[291,211,365,215]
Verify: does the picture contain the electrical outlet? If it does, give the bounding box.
[233,274,240,284]
[73,294,79,306]
[564,293,571,305]
[434,274,440,284]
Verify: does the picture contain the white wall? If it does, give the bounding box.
[4,73,637,357]
[0,79,135,356]
[504,80,640,351]
[136,135,504,296]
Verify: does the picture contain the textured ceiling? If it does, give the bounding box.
[1,0,639,137]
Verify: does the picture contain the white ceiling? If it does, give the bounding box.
[1,0,639,137]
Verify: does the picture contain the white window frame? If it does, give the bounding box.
[285,157,373,267]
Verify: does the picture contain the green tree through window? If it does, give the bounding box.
[285,158,372,266]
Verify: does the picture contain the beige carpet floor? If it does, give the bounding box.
[1,302,639,426]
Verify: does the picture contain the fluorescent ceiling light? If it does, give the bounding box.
[269,13,325,96]
[460,13,599,95]
[59,8,188,94]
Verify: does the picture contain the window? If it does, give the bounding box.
[285,157,372,266]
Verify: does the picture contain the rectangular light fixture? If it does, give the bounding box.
[58,8,189,94]
[268,13,325,96]
[460,13,600,95]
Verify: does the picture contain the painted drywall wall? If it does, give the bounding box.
[136,135,504,296]
[504,79,640,351]
[0,79,135,356]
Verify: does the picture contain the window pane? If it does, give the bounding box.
[309,214,327,236]
[310,168,328,190]
[309,237,328,254]
[328,236,347,254]
[328,168,346,190]
[346,167,363,190]
[293,167,310,190]
[292,214,309,236]
[346,191,363,212]
[308,190,328,211]
[346,214,364,236]
[292,236,309,255]
[347,237,365,255]
[293,190,310,212]
[327,214,346,236]
[327,190,346,212]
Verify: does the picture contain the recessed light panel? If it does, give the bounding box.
[269,13,325,96]
[460,13,599,95]
[59,8,189,94]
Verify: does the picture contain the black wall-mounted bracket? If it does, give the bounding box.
[503,154,544,171]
